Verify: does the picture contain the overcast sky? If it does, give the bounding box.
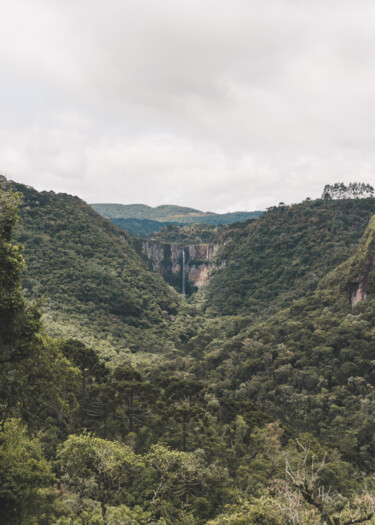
[1,0,375,212]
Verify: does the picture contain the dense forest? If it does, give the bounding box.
[2,176,375,524]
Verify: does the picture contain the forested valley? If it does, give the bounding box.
[2,176,375,524]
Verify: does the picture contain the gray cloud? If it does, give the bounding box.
[1,0,375,211]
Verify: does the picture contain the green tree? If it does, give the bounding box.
[144,444,209,522]
[0,190,41,371]
[58,433,139,524]
[0,418,54,525]
[206,497,283,525]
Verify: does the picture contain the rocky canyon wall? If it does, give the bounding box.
[139,240,221,294]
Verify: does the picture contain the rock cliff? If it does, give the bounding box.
[350,250,375,307]
[138,240,220,294]
[348,216,375,307]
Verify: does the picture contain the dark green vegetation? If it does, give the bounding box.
[2,178,375,524]
[204,198,375,316]
[9,179,179,360]
[151,223,223,244]
[92,202,262,237]
[187,215,375,468]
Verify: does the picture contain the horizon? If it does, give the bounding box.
[5,173,374,214]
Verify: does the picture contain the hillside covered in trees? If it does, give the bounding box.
[2,178,375,524]
[8,178,180,362]
[203,197,375,316]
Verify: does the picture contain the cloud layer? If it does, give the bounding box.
[1,0,375,211]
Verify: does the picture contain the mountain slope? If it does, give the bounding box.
[181,212,375,468]
[4,179,180,359]
[203,198,375,316]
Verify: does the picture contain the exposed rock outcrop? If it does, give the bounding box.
[139,240,221,294]
[349,250,375,307]
[345,215,375,307]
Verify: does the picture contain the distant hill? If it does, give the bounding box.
[91,203,263,235]
[91,203,213,221]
